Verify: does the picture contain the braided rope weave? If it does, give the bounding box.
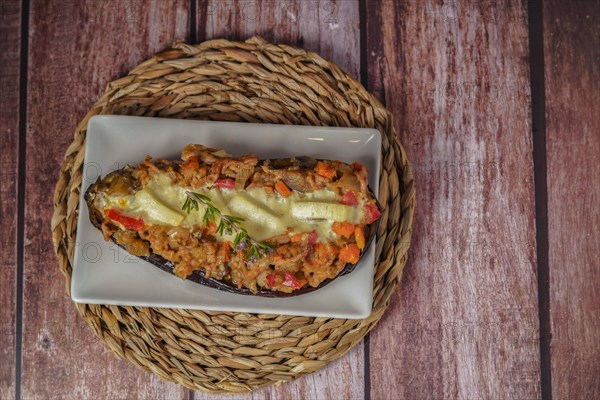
[51,37,415,393]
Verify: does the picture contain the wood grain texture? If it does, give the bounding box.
[366,1,541,398]
[198,0,360,78]
[193,1,363,399]
[0,0,20,398]
[22,1,190,398]
[543,1,600,399]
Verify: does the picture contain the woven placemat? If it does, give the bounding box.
[51,37,415,393]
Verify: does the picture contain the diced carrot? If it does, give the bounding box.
[339,244,360,264]
[271,254,284,261]
[274,180,292,197]
[355,226,365,250]
[315,161,336,179]
[290,232,304,242]
[332,221,355,238]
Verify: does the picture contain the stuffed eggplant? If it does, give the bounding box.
[85,144,381,297]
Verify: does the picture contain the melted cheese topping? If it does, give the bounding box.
[99,175,365,241]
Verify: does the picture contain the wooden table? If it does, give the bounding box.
[1,1,598,399]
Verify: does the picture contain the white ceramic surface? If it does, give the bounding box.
[72,115,381,319]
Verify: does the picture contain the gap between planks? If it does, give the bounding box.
[527,1,552,399]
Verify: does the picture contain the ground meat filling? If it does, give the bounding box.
[95,144,380,294]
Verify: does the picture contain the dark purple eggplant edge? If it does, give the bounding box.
[84,159,380,298]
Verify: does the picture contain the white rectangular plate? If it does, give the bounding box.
[72,115,381,319]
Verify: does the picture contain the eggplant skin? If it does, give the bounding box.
[84,158,380,298]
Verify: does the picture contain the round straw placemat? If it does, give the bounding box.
[51,37,415,393]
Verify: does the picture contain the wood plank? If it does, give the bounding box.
[197,0,359,78]
[0,0,21,398]
[22,1,190,398]
[193,1,363,398]
[366,1,541,398]
[543,1,600,398]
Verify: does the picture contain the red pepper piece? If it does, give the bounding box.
[282,272,302,290]
[266,273,276,287]
[352,162,366,172]
[308,230,319,245]
[364,204,381,224]
[215,178,235,189]
[105,209,145,231]
[341,190,359,207]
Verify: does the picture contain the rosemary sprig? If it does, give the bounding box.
[183,191,275,260]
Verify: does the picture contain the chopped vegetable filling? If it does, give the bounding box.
[89,144,380,294]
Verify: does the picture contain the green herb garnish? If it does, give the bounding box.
[183,191,275,260]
